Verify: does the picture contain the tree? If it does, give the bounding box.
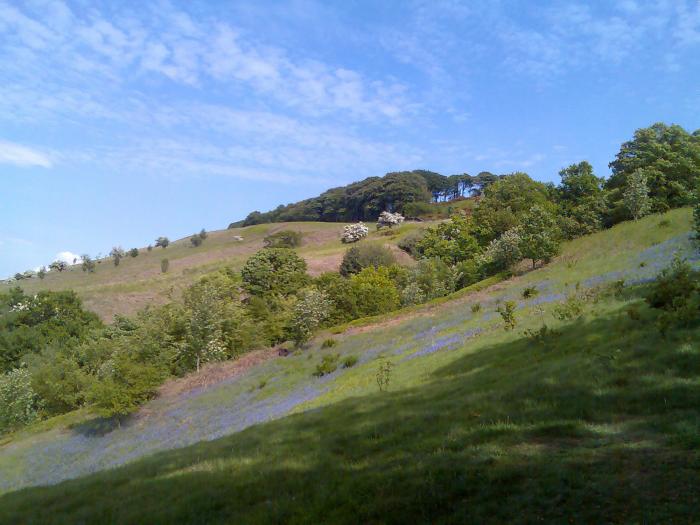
[110,247,125,266]
[415,214,480,265]
[350,266,400,317]
[190,234,203,247]
[81,255,95,273]
[199,228,208,240]
[155,237,170,249]
[479,228,523,272]
[128,248,139,258]
[608,123,700,210]
[241,248,309,297]
[518,205,560,268]
[288,288,332,347]
[0,368,39,431]
[37,267,47,280]
[558,161,604,205]
[49,260,67,272]
[623,169,652,221]
[340,244,396,277]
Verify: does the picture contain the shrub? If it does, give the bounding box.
[321,338,338,349]
[160,258,169,273]
[241,248,309,297]
[342,355,358,368]
[522,286,539,299]
[264,230,302,248]
[416,214,480,265]
[350,266,400,317]
[341,222,369,243]
[314,273,359,324]
[552,294,585,321]
[408,257,461,300]
[37,267,47,280]
[376,360,393,392]
[397,230,426,256]
[289,289,332,347]
[478,228,523,272]
[199,228,208,240]
[646,255,698,311]
[496,301,517,330]
[376,211,405,229]
[28,348,88,415]
[147,245,153,252]
[49,260,67,272]
[81,255,96,273]
[128,248,139,258]
[155,237,170,249]
[313,354,339,377]
[110,247,125,266]
[471,303,481,313]
[190,234,203,247]
[340,244,396,277]
[0,368,39,432]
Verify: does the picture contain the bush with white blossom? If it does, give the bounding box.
[0,368,40,432]
[376,211,405,229]
[341,222,369,243]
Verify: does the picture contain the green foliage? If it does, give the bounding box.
[313,354,339,377]
[81,255,95,273]
[339,244,396,277]
[0,368,39,432]
[241,248,309,297]
[242,171,432,225]
[199,229,208,240]
[478,228,523,272]
[522,286,538,299]
[314,273,359,324]
[376,359,393,392]
[49,260,67,272]
[190,234,203,247]
[415,214,480,264]
[404,257,460,303]
[396,229,426,256]
[471,303,481,313]
[350,267,400,317]
[496,301,517,331]
[552,294,585,321]
[263,230,303,249]
[608,123,699,210]
[695,203,700,241]
[342,355,358,368]
[623,169,652,221]
[518,205,561,268]
[645,255,697,311]
[0,289,102,373]
[321,338,337,349]
[155,237,170,249]
[128,248,139,258]
[160,258,169,273]
[289,289,332,347]
[37,267,46,280]
[27,347,89,415]
[472,173,556,244]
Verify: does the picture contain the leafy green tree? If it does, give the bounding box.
[623,169,652,220]
[28,347,89,415]
[339,244,396,277]
[608,123,700,210]
[415,214,480,264]
[472,173,556,244]
[479,228,523,272]
[242,248,309,297]
[518,205,560,268]
[155,237,170,249]
[0,368,39,432]
[128,248,139,258]
[558,161,604,204]
[288,288,332,347]
[350,266,400,317]
[314,273,359,323]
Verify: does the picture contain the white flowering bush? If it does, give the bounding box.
[341,222,369,243]
[478,228,523,271]
[0,368,40,432]
[289,288,332,346]
[376,211,405,229]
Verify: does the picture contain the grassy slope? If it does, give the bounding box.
[1,209,700,523]
[0,221,425,321]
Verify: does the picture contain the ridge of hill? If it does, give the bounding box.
[1,208,698,523]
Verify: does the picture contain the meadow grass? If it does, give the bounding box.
[0,209,698,523]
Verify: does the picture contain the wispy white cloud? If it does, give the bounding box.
[0,140,52,168]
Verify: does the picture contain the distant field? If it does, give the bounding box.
[1,221,429,321]
[1,209,698,524]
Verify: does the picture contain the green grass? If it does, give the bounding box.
[0,209,698,523]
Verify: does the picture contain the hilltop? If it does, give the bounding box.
[1,208,699,523]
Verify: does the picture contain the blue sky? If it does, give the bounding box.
[1,0,699,277]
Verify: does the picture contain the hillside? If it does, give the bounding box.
[0,221,423,322]
[1,208,698,523]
